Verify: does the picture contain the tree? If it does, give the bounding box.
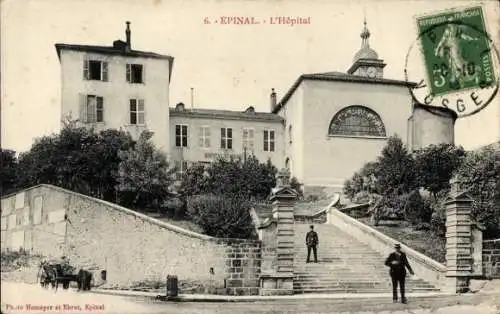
[455,143,500,238]
[1,149,19,195]
[15,122,134,201]
[414,144,465,198]
[376,135,417,196]
[116,131,176,208]
[343,161,380,200]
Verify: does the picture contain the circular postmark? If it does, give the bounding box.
[404,6,499,119]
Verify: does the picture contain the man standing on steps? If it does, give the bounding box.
[385,243,415,304]
[306,225,319,263]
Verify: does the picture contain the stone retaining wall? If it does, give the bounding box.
[1,185,262,295]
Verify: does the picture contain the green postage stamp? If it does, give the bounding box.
[416,6,496,96]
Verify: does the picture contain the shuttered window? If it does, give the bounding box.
[79,94,104,123]
[83,60,108,81]
[263,130,275,152]
[130,99,145,125]
[126,64,144,83]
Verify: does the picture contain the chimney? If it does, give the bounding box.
[125,21,131,51]
[270,88,277,112]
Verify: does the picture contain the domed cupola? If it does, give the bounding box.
[347,18,386,78]
[353,21,379,61]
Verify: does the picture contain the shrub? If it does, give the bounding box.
[187,194,256,239]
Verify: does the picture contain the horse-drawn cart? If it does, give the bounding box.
[37,261,79,291]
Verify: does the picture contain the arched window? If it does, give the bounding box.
[328,106,386,137]
[288,125,292,144]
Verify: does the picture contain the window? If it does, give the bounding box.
[175,125,188,147]
[199,126,211,148]
[221,128,233,150]
[126,64,144,84]
[83,60,108,81]
[328,106,386,137]
[130,99,145,125]
[242,128,254,151]
[263,130,275,152]
[81,95,104,123]
[175,160,188,180]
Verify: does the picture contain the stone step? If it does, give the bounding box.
[291,224,439,294]
[293,287,440,294]
[293,281,437,289]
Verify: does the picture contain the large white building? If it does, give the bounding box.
[56,22,173,152]
[56,22,456,196]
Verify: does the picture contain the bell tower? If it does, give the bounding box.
[347,18,386,78]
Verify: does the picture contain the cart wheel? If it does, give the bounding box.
[63,281,69,289]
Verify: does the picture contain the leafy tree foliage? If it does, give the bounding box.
[187,194,256,239]
[116,131,176,208]
[1,149,19,195]
[455,144,500,238]
[343,161,379,200]
[178,163,209,196]
[181,154,278,201]
[413,144,466,198]
[15,123,134,201]
[375,136,417,196]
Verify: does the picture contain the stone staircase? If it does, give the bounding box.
[293,224,440,294]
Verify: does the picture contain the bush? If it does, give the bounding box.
[187,194,256,239]
[182,155,277,202]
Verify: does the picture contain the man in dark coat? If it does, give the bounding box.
[306,225,319,263]
[385,243,414,303]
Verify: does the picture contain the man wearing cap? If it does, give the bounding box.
[385,243,414,303]
[306,225,319,263]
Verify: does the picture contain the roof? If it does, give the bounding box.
[353,46,379,62]
[170,107,284,123]
[413,102,458,121]
[55,43,174,80]
[273,71,417,114]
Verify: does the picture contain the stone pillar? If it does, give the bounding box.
[260,168,298,295]
[444,178,473,293]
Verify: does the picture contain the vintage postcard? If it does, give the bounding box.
[1,0,499,313]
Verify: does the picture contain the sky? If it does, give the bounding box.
[1,0,499,153]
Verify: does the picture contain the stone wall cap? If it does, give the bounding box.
[445,190,474,204]
[269,187,298,201]
[13,184,260,244]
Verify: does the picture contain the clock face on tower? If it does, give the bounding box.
[367,67,377,78]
